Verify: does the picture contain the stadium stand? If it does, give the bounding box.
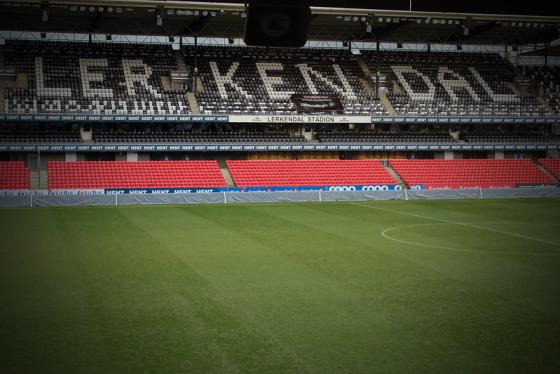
[4,40,190,115]
[0,161,30,189]
[0,129,82,143]
[539,158,560,179]
[463,133,555,143]
[363,51,551,116]
[3,39,558,119]
[48,161,227,189]
[456,124,558,143]
[520,66,560,115]
[389,159,555,189]
[316,131,455,143]
[92,129,306,143]
[226,160,396,187]
[2,126,555,145]
[184,46,385,115]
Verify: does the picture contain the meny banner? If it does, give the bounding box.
[291,94,344,114]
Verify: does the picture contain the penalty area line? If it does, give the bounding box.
[351,202,560,248]
[381,223,560,256]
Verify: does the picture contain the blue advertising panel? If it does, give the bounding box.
[102,185,423,194]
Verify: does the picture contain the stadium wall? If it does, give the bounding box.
[1,187,559,207]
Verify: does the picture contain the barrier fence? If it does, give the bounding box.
[1,187,559,207]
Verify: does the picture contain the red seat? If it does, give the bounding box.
[48,161,227,189]
[226,160,397,187]
[0,161,30,190]
[389,159,556,189]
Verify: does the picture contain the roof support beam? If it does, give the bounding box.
[41,0,560,23]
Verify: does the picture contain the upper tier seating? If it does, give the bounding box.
[3,40,556,118]
[389,159,555,189]
[184,46,385,115]
[539,158,560,179]
[227,160,396,187]
[0,161,30,190]
[5,41,190,115]
[48,161,226,189]
[520,66,560,115]
[364,51,549,117]
[93,129,306,143]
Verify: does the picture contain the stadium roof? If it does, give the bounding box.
[1,0,559,45]
[198,0,560,18]
[522,44,560,56]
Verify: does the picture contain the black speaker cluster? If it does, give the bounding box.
[244,0,311,48]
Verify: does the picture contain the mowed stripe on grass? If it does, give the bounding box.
[1,199,560,373]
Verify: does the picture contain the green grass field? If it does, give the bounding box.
[1,199,560,373]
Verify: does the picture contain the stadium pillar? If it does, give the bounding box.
[193,36,198,94]
[127,152,138,162]
[444,151,454,160]
[494,151,504,159]
[65,152,77,162]
[375,43,380,98]
[374,71,379,99]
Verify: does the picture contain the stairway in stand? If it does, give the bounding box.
[218,159,235,187]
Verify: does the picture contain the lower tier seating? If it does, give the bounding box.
[48,161,227,189]
[539,159,560,179]
[389,159,555,189]
[0,161,30,189]
[226,160,396,187]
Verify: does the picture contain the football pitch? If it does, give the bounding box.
[1,199,560,373]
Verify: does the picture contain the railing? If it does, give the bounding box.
[1,187,559,208]
[1,113,559,124]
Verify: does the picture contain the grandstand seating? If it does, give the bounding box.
[0,129,81,143]
[226,160,396,187]
[457,124,557,143]
[539,159,560,179]
[520,66,560,115]
[389,159,555,189]
[48,161,226,189]
[0,161,30,189]
[463,134,556,143]
[184,46,385,115]
[93,129,306,143]
[364,51,550,116]
[316,131,455,143]
[1,127,555,145]
[4,40,558,118]
[4,41,190,115]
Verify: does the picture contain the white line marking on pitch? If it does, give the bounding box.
[352,203,560,248]
[381,222,560,256]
